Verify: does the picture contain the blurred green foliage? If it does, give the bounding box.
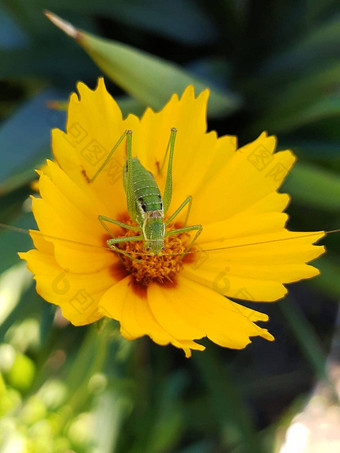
[0,0,339,452]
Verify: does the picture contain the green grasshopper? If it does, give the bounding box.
[87,128,202,260]
[2,127,337,263]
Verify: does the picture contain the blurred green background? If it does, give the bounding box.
[0,1,339,452]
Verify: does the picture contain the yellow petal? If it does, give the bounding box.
[53,78,139,217]
[148,283,205,339]
[31,178,115,273]
[19,250,115,325]
[184,229,325,301]
[43,159,110,219]
[172,276,274,348]
[29,230,54,255]
[136,86,237,215]
[98,276,205,357]
[188,133,296,225]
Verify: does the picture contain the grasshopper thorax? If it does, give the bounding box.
[142,210,165,255]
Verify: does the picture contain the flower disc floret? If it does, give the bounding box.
[116,223,192,287]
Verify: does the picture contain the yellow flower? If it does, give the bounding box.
[19,79,325,357]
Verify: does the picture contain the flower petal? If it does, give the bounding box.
[160,276,274,349]
[52,78,139,217]
[148,282,205,340]
[19,250,115,325]
[98,277,205,357]
[32,174,116,273]
[188,133,296,225]
[136,86,237,216]
[184,228,325,302]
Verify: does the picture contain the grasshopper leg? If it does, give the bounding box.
[165,195,192,227]
[165,224,202,259]
[99,215,142,262]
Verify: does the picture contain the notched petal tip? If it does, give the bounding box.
[96,77,106,90]
[198,87,210,102]
[262,329,275,342]
[76,81,91,98]
[183,348,192,358]
[181,84,210,103]
[180,84,195,97]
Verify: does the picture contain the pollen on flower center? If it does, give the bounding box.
[115,223,194,287]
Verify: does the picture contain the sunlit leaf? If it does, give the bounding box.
[44,11,241,118]
[4,0,218,44]
[5,352,35,391]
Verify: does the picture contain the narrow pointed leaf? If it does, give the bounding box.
[252,91,340,133]
[259,17,340,77]
[45,12,241,118]
[82,33,241,117]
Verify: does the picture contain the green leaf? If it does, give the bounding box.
[146,371,186,452]
[283,161,340,211]
[259,17,340,78]
[12,0,217,45]
[281,139,340,159]
[0,88,66,193]
[0,46,98,82]
[251,90,340,133]
[82,33,240,118]
[303,0,339,24]
[1,1,98,42]
[0,283,42,342]
[45,12,241,118]
[5,352,35,391]
[310,256,340,299]
[193,349,262,452]
[278,297,330,386]
[0,213,36,275]
[0,5,28,50]
[99,0,218,45]
[255,62,340,116]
